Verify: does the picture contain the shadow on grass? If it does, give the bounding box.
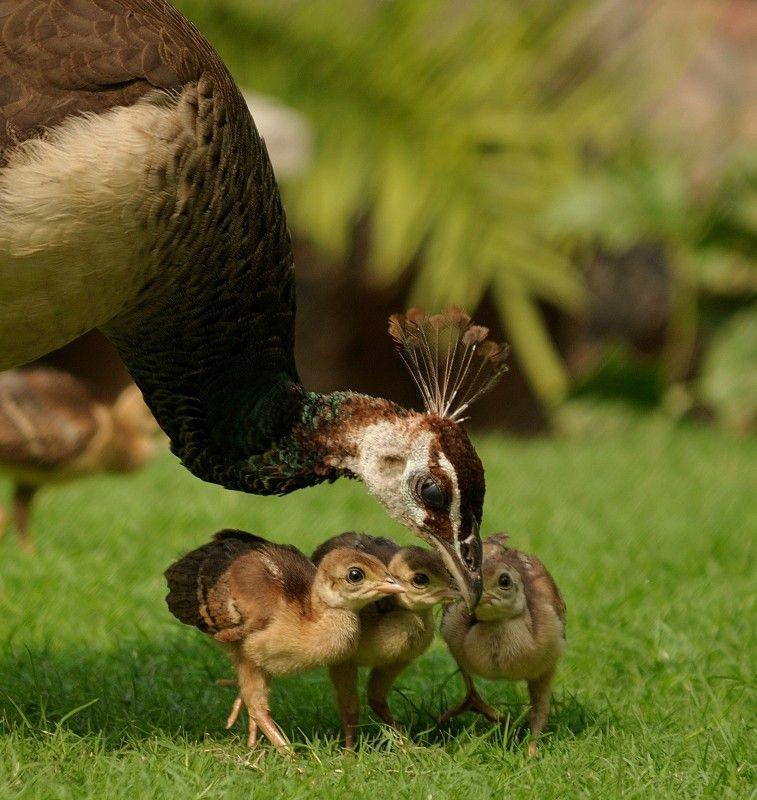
[0,635,607,753]
[384,663,609,753]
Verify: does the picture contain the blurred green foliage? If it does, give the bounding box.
[699,303,757,434]
[549,148,756,283]
[175,0,683,408]
[549,146,757,312]
[175,1,752,421]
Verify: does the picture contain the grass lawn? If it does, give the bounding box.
[0,417,754,799]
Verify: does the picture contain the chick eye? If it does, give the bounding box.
[411,573,430,588]
[419,477,446,509]
[498,572,513,589]
[347,568,365,584]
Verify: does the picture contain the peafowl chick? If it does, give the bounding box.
[164,529,405,753]
[0,367,159,551]
[440,534,566,755]
[312,532,458,747]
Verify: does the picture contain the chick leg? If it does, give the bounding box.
[328,662,360,749]
[225,695,242,725]
[216,677,250,741]
[439,672,501,724]
[222,693,259,748]
[366,661,409,730]
[526,671,554,757]
[13,484,37,553]
[236,661,290,753]
[0,502,6,539]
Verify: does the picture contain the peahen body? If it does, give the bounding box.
[0,0,508,603]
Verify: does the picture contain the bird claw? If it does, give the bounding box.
[439,690,501,724]
[222,691,291,755]
[368,698,399,730]
[225,696,243,729]
[247,717,258,748]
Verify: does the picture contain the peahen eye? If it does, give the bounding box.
[411,572,430,588]
[347,568,365,584]
[419,477,446,509]
[498,572,513,589]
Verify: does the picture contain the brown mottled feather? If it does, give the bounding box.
[432,416,485,536]
[0,0,205,153]
[164,529,316,642]
[311,532,400,567]
[0,368,99,467]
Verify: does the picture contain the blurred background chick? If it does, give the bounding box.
[0,366,160,551]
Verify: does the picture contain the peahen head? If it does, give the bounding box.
[327,307,509,611]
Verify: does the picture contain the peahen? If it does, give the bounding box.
[0,0,507,604]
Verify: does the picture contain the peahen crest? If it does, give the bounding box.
[388,306,509,421]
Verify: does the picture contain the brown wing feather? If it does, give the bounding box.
[0,367,100,468]
[0,0,210,153]
[164,529,316,642]
[311,531,401,567]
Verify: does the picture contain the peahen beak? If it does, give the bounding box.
[431,524,482,612]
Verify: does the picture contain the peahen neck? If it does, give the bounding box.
[107,302,404,494]
[227,390,407,495]
[101,76,408,495]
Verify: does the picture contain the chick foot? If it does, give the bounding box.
[223,692,290,752]
[222,693,261,750]
[225,696,243,729]
[218,680,250,743]
[252,708,290,753]
[439,689,501,724]
[368,697,399,730]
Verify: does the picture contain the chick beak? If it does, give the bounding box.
[375,576,405,595]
